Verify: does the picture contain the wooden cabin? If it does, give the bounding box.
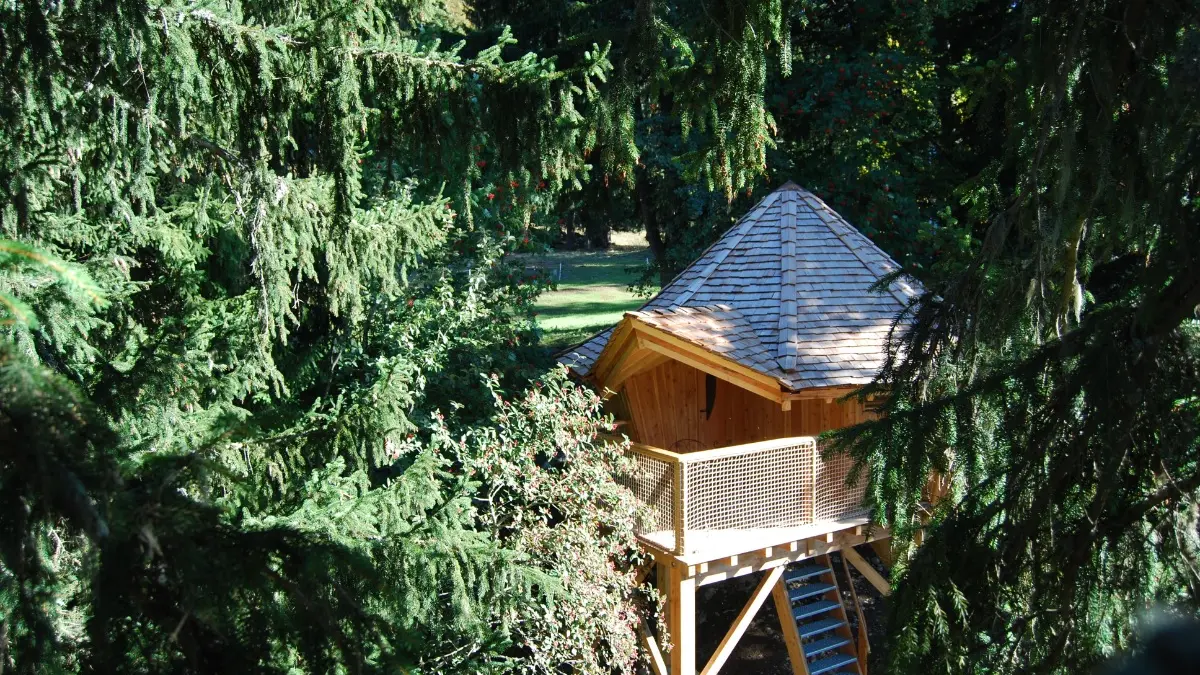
[560,182,921,675]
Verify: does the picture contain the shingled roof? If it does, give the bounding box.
[559,181,922,392]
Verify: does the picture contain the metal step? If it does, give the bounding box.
[796,617,843,639]
[808,652,859,675]
[793,599,840,620]
[802,634,852,657]
[789,581,836,601]
[785,564,830,582]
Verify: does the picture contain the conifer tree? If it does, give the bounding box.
[0,1,654,672]
[772,0,959,275]
[830,2,1200,672]
[475,0,794,274]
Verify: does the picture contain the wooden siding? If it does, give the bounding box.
[616,359,871,451]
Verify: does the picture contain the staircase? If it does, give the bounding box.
[773,554,863,675]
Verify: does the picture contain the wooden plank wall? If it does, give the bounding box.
[617,359,870,451]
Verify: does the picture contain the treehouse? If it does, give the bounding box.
[560,182,921,675]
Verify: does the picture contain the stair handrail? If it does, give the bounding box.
[840,552,870,675]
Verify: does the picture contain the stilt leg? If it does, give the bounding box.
[667,562,696,675]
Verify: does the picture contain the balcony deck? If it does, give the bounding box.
[620,436,874,565]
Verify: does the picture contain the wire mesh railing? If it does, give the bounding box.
[618,437,868,556]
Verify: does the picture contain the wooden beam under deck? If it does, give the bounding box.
[642,520,892,674]
[841,544,891,597]
[699,565,785,675]
[638,624,669,675]
[639,523,891,587]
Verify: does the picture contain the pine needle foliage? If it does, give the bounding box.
[475,0,794,200]
[829,2,1200,672]
[773,0,956,276]
[0,0,648,672]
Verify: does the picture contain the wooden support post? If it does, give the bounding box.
[634,561,654,587]
[667,562,696,675]
[700,566,784,675]
[656,560,671,650]
[772,574,810,675]
[657,561,669,591]
[673,460,687,555]
[869,538,895,568]
[640,623,670,675]
[842,545,890,597]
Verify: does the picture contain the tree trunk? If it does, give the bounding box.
[636,174,670,286]
[584,218,610,250]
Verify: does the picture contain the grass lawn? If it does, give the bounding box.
[516,231,657,349]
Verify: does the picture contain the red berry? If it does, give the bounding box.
[477,160,487,168]
[487,193,495,200]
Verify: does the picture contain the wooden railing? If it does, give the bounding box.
[618,436,869,556]
[841,552,871,674]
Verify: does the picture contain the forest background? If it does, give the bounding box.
[1,0,1197,674]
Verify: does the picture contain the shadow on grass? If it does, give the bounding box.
[541,324,609,351]
[520,253,648,287]
[536,299,643,320]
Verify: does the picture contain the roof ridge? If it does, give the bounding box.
[796,189,918,305]
[777,189,799,371]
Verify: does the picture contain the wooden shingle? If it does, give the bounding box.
[558,181,922,393]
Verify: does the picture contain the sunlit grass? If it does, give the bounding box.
[519,232,656,349]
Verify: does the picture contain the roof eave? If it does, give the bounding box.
[589,313,789,404]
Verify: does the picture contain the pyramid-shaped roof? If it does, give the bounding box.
[559,181,922,392]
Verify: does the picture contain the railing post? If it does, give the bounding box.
[808,439,818,523]
[673,458,687,555]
